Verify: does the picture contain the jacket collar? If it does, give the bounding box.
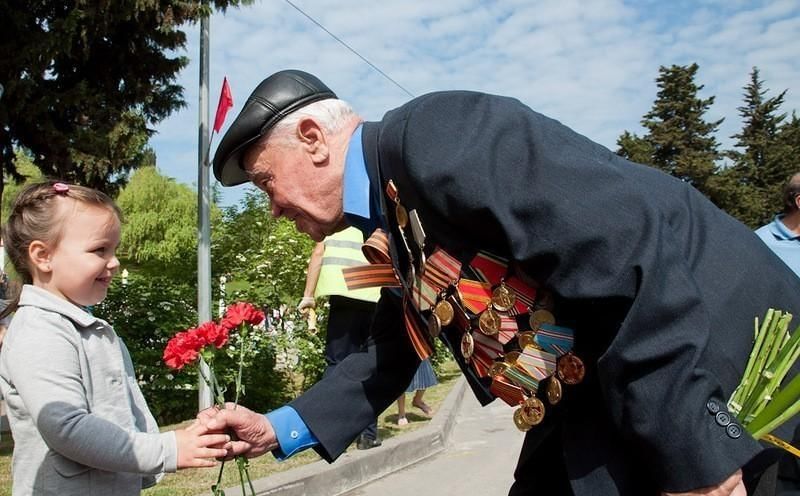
[19,285,101,328]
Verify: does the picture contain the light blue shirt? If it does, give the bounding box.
[754,214,800,278]
[267,124,376,460]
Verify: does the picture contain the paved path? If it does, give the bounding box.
[341,391,523,496]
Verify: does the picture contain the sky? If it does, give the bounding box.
[149,0,800,208]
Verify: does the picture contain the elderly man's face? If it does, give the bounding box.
[244,137,345,242]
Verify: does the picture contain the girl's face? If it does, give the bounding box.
[39,202,121,307]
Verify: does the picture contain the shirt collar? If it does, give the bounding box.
[342,124,380,234]
[18,284,103,328]
[770,214,800,241]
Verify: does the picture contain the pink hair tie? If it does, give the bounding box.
[53,183,69,194]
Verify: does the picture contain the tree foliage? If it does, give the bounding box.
[115,166,222,280]
[0,0,251,203]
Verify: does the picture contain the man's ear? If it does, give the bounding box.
[297,117,328,164]
[29,240,52,273]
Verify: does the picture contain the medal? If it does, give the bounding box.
[529,309,555,331]
[513,407,533,432]
[516,331,542,350]
[478,307,501,336]
[557,352,585,385]
[546,376,563,405]
[489,360,509,378]
[427,312,442,338]
[491,280,516,312]
[433,299,454,326]
[395,203,408,228]
[520,396,545,426]
[460,332,474,360]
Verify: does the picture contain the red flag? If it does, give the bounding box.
[213,77,233,133]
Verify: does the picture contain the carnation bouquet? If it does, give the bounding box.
[163,302,265,496]
[728,308,800,456]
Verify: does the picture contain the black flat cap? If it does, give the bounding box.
[212,70,337,186]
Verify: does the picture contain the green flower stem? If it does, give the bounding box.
[748,325,800,424]
[738,312,790,422]
[730,312,773,413]
[748,373,800,439]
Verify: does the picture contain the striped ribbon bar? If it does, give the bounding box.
[502,365,541,393]
[458,279,492,314]
[491,375,527,407]
[515,345,557,381]
[470,251,508,284]
[404,300,433,360]
[473,332,504,377]
[343,228,400,290]
[412,247,462,311]
[535,323,575,356]
[504,276,537,316]
[498,315,518,345]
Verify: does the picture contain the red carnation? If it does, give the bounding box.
[196,321,229,349]
[221,302,265,330]
[163,330,202,369]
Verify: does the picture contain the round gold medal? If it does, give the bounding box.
[433,300,454,326]
[529,309,555,331]
[491,282,516,312]
[557,352,585,385]
[546,377,563,405]
[478,307,501,336]
[517,331,536,349]
[513,407,533,432]
[395,203,408,228]
[427,313,442,338]
[521,397,546,426]
[489,361,509,378]
[460,332,474,360]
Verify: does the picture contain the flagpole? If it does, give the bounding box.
[197,5,213,410]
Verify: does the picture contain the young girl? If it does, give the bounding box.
[0,181,228,496]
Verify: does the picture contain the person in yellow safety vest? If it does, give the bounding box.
[298,227,382,450]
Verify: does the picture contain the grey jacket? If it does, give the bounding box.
[0,285,176,495]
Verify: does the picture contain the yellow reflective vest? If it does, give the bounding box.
[315,227,381,303]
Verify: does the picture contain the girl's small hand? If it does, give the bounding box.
[175,423,230,469]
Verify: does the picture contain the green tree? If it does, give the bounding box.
[715,68,791,226]
[618,64,722,198]
[0,0,251,203]
[615,130,653,165]
[116,166,221,280]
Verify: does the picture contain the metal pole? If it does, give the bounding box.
[197,9,213,410]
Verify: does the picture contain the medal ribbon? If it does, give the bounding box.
[491,375,527,407]
[458,279,492,314]
[504,276,537,316]
[515,346,557,381]
[535,323,575,356]
[472,332,504,377]
[412,248,462,311]
[470,251,508,284]
[498,315,518,345]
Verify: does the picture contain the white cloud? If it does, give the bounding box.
[149,0,800,208]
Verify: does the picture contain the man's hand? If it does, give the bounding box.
[297,296,316,312]
[662,470,746,496]
[197,403,278,459]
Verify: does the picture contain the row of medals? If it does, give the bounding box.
[425,279,585,432]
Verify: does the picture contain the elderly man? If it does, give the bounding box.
[206,69,800,495]
[756,172,800,278]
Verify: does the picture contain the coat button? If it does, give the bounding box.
[706,399,720,414]
[726,423,742,439]
[715,411,731,427]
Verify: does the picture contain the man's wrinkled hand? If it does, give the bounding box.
[662,470,746,496]
[196,403,278,459]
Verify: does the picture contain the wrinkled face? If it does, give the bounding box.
[43,202,121,307]
[244,137,345,242]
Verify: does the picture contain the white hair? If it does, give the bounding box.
[266,98,359,145]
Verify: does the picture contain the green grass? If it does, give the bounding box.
[0,360,460,496]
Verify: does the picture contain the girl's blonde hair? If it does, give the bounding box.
[1,181,121,317]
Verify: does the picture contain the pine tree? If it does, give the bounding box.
[718,68,792,226]
[640,63,723,197]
